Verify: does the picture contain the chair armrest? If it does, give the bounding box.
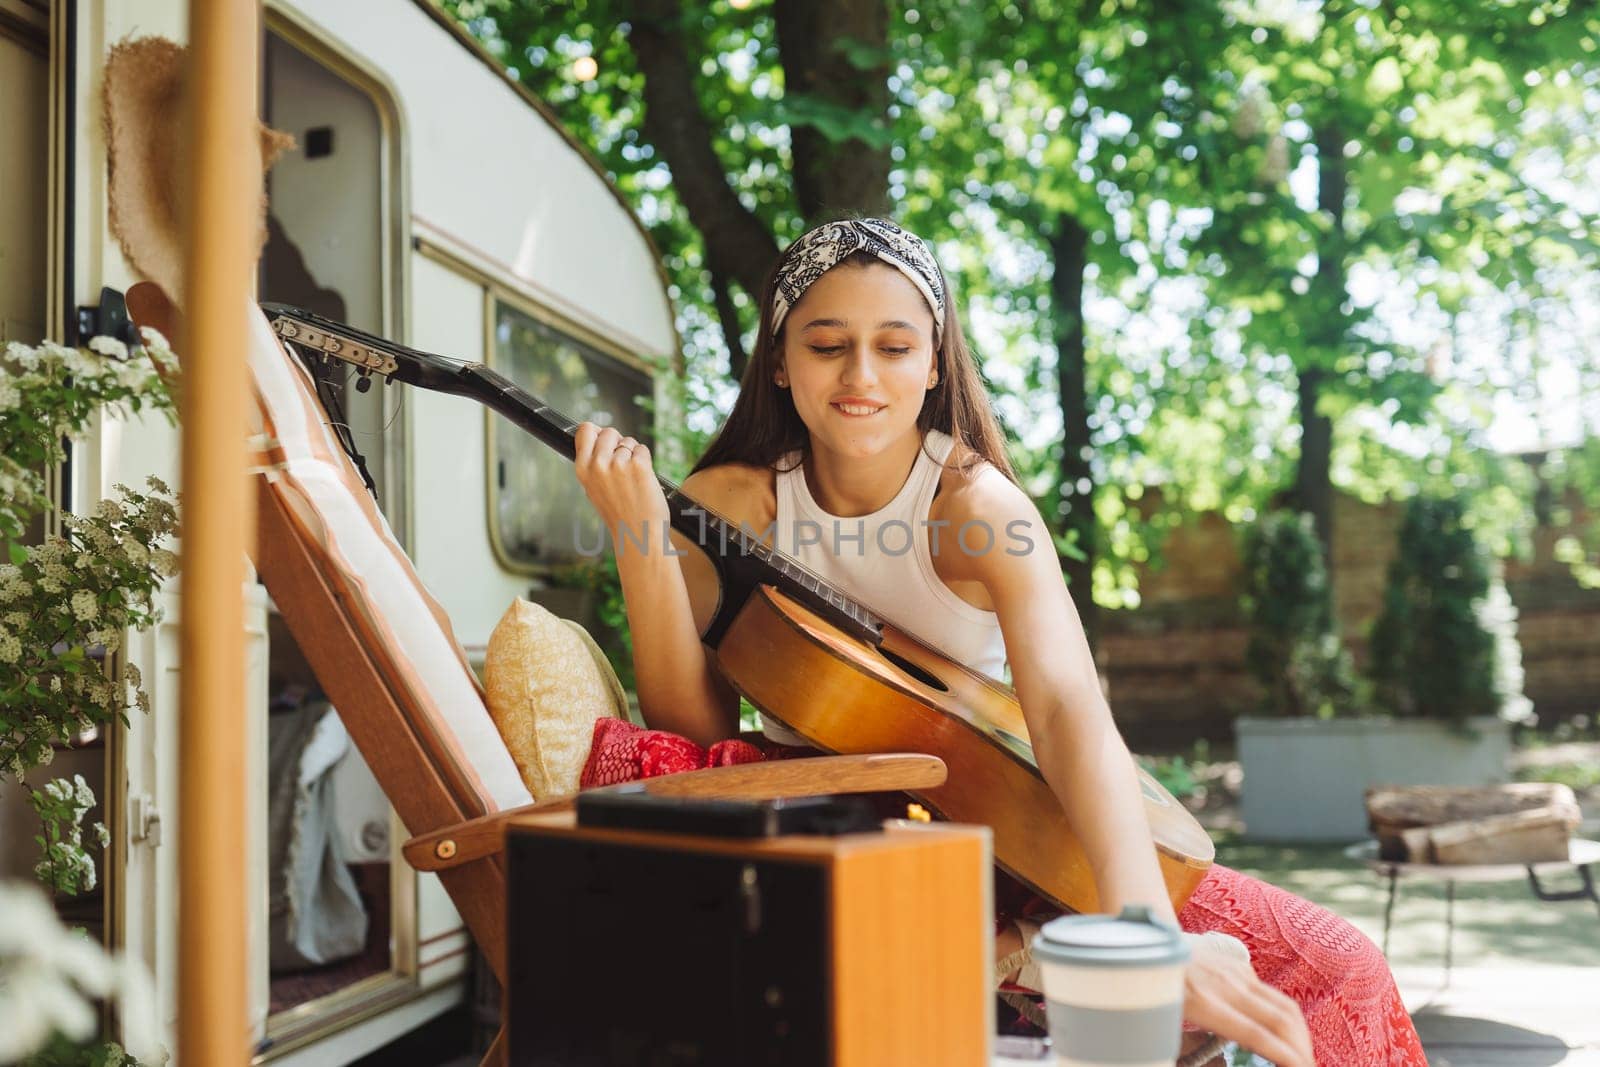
[402,751,947,872]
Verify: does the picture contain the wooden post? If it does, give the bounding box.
[177,0,260,1062]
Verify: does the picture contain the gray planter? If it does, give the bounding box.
[1235,716,1512,842]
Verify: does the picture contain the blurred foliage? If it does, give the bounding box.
[1516,761,1600,792]
[441,0,1600,617]
[1136,752,1199,800]
[1239,510,1357,717]
[1368,495,1500,722]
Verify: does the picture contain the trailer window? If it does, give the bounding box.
[490,300,653,571]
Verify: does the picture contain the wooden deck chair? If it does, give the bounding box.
[125,283,947,1063]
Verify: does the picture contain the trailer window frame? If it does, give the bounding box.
[483,288,657,578]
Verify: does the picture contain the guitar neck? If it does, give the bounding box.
[263,303,883,650]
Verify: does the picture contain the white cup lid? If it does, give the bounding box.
[1033,905,1190,968]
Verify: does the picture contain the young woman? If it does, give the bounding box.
[573,218,1426,1066]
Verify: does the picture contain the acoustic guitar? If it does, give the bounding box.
[262,303,1215,914]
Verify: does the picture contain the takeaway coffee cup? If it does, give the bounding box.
[1031,906,1190,1067]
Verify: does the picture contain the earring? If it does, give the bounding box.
[775,375,788,388]
[928,373,939,388]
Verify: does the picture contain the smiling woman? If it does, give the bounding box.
[570,216,1426,1067]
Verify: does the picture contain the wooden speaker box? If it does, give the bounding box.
[505,811,992,1066]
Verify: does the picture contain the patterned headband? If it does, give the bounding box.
[770,218,946,336]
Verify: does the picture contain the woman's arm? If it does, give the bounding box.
[573,422,739,747]
[947,473,1313,1067]
[946,474,1171,918]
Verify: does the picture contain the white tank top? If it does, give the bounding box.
[761,429,1009,746]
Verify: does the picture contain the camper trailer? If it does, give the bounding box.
[0,0,675,1060]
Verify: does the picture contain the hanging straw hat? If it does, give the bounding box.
[102,35,294,303]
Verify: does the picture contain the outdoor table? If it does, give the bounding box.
[1345,838,1600,977]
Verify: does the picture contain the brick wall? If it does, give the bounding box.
[1100,491,1600,751]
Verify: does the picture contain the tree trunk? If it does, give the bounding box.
[773,0,891,222]
[1295,122,1349,564]
[629,0,892,374]
[711,268,749,382]
[628,0,777,301]
[1050,214,1098,645]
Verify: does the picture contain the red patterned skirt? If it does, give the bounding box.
[581,719,1427,1066]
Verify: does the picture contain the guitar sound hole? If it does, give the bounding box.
[877,647,950,693]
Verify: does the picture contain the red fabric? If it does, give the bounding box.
[580,719,1426,1065]
[1176,866,1426,1066]
[579,717,766,788]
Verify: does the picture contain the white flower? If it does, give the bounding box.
[48,675,61,693]
[113,955,167,1065]
[93,498,126,523]
[5,340,42,371]
[87,336,129,360]
[0,881,162,1064]
[120,538,149,567]
[123,663,142,689]
[62,348,97,378]
[152,549,179,578]
[0,630,20,664]
[0,379,18,412]
[70,590,99,622]
[84,524,115,553]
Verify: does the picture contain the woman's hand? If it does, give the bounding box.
[572,422,669,549]
[1183,933,1314,1067]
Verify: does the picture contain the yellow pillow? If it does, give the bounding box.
[484,598,628,799]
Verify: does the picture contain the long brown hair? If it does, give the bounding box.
[691,237,1018,485]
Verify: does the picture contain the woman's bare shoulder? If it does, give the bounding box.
[933,439,1025,519]
[679,462,777,527]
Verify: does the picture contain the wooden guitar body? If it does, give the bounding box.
[715,584,1215,915]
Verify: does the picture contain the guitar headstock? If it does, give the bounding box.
[262,303,465,393]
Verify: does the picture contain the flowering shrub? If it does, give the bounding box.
[30,774,111,897]
[0,330,178,782]
[0,330,175,1064]
[0,880,165,1065]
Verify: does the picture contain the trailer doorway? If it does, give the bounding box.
[256,18,415,1047]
